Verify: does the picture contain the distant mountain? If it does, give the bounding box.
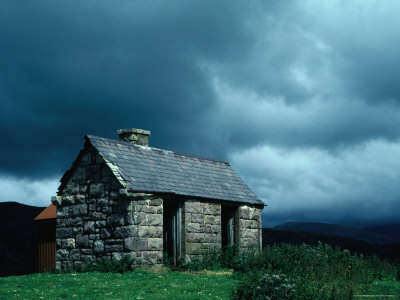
[363,224,400,244]
[262,228,400,263]
[273,222,394,245]
[0,202,45,276]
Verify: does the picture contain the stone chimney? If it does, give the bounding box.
[117,128,151,146]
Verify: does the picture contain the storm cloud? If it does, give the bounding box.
[1,1,400,227]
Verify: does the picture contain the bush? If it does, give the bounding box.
[231,243,398,299]
[176,245,243,271]
[233,273,296,300]
[256,274,296,300]
[73,255,135,273]
[177,242,398,299]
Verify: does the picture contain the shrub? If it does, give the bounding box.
[233,273,296,300]
[177,245,243,271]
[175,243,398,299]
[73,255,135,273]
[256,274,296,300]
[231,243,398,299]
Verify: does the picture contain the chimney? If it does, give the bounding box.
[117,128,151,146]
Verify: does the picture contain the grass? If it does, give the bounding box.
[1,244,399,299]
[0,269,237,300]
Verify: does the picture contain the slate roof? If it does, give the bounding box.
[85,135,263,205]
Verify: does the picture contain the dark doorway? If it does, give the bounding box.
[163,201,182,265]
[221,206,236,248]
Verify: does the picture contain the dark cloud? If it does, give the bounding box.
[230,140,400,227]
[1,1,400,227]
[0,0,257,177]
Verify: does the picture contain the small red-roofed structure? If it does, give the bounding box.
[34,204,56,272]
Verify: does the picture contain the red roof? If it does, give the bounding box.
[34,204,56,221]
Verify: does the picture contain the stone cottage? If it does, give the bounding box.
[52,128,264,270]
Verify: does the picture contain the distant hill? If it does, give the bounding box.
[0,202,45,276]
[272,222,396,245]
[363,224,400,244]
[262,228,400,263]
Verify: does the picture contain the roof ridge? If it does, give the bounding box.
[85,134,230,165]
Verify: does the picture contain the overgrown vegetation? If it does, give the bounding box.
[70,255,135,273]
[175,243,400,299]
[255,273,296,300]
[176,245,241,271]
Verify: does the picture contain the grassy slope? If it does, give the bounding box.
[0,270,237,300]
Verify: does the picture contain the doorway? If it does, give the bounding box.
[221,205,236,248]
[163,200,182,265]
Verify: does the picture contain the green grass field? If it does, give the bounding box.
[1,269,400,300]
[0,270,237,300]
[2,243,400,299]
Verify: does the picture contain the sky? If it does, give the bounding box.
[1,1,400,228]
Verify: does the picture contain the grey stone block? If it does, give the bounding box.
[105,244,123,253]
[191,214,204,223]
[56,249,69,260]
[108,214,124,226]
[149,198,162,206]
[97,198,109,207]
[95,221,106,228]
[124,237,147,251]
[186,233,205,243]
[132,212,146,225]
[239,207,250,219]
[65,238,75,249]
[146,214,162,226]
[90,183,104,196]
[81,249,93,255]
[72,227,83,235]
[92,212,103,220]
[205,215,219,224]
[186,223,200,233]
[112,252,123,261]
[94,240,104,253]
[203,204,220,215]
[84,255,96,264]
[101,228,112,239]
[185,201,203,213]
[70,249,81,261]
[89,234,100,240]
[102,207,112,214]
[76,234,89,248]
[63,195,75,205]
[56,228,73,238]
[84,221,95,233]
[74,194,86,204]
[56,206,70,218]
[73,204,87,216]
[147,238,163,251]
[114,225,136,238]
[138,226,162,238]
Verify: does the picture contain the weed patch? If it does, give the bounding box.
[175,242,400,299]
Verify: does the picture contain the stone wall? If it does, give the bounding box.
[54,147,163,270]
[236,205,263,253]
[183,200,221,262]
[128,197,163,265]
[182,200,262,261]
